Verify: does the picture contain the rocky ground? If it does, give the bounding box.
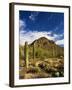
[19,58,64,79]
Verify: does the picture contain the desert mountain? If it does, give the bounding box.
[28,37,64,59]
[19,37,64,79]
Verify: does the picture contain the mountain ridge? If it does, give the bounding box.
[30,37,55,46]
[28,37,64,59]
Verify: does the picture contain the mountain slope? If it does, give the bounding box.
[28,37,64,59]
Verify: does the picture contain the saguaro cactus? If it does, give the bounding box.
[53,46,55,57]
[33,43,35,60]
[24,41,28,68]
[54,46,57,57]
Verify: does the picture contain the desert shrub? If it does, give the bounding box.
[58,65,64,71]
[35,48,52,60]
[38,62,58,74]
[38,62,51,73]
[44,66,53,73]
[51,69,64,77]
[19,75,24,79]
[52,72,60,77]
[26,67,40,73]
[38,62,47,69]
[59,71,64,77]
[36,73,48,78]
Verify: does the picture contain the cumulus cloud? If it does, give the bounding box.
[54,33,64,40]
[55,39,64,45]
[20,30,64,46]
[29,12,39,21]
[19,19,64,46]
[20,31,52,45]
[19,20,26,31]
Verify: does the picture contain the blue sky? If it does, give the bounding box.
[19,11,64,47]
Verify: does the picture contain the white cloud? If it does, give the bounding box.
[19,20,26,31]
[29,15,35,21]
[19,19,64,46]
[55,39,64,45]
[19,20,26,27]
[53,33,64,40]
[20,30,58,45]
[29,12,39,21]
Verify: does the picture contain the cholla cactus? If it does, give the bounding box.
[24,41,28,68]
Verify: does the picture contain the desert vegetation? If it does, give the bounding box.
[19,37,64,79]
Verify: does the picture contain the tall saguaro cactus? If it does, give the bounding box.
[53,46,55,57]
[33,43,35,60]
[24,41,28,68]
[54,46,57,57]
